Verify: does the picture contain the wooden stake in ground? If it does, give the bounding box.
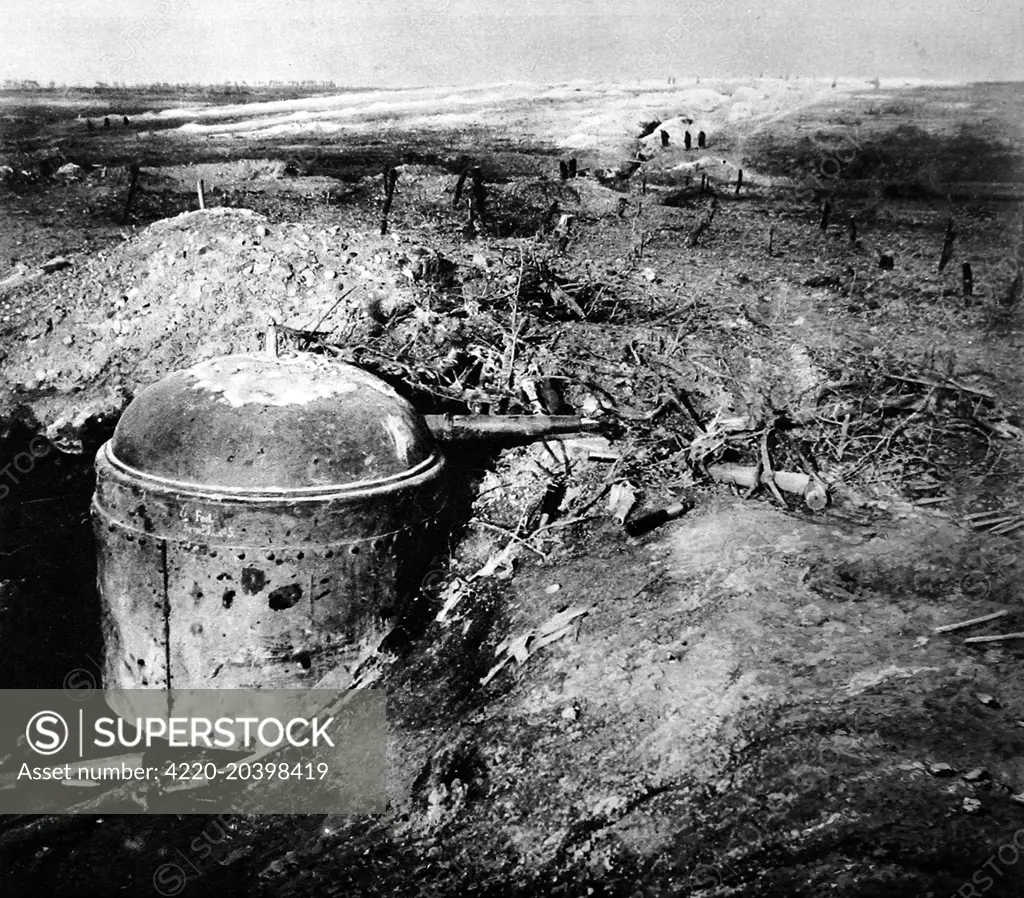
[568,158,577,178]
[698,130,706,148]
[768,224,775,257]
[559,160,569,180]
[819,198,832,233]
[1002,269,1023,308]
[684,131,692,150]
[380,165,399,236]
[469,166,487,235]
[847,213,857,245]
[119,163,141,225]
[453,165,470,208]
[196,179,206,210]
[962,262,974,298]
[661,130,670,148]
[542,200,559,235]
[688,200,716,248]
[735,169,743,196]
[938,217,956,272]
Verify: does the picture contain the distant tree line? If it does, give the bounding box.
[0,79,345,94]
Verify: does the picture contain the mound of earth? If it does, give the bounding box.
[0,207,445,451]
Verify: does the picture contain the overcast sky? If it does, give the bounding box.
[1,0,1021,87]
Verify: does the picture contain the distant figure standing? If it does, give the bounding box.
[698,130,706,148]
[104,116,111,129]
[684,131,692,150]
[123,115,130,127]
[86,119,95,132]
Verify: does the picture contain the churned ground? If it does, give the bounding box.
[0,78,1023,896]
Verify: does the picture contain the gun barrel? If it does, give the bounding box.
[424,414,600,446]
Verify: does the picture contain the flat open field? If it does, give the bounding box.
[1,78,1023,897]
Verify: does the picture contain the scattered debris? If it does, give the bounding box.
[933,610,1011,634]
[965,632,1024,645]
[624,499,694,536]
[708,464,828,510]
[469,542,521,582]
[436,580,473,624]
[481,606,589,685]
[608,482,638,524]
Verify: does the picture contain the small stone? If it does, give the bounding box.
[561,706,579,721]
[797,603,826,626]
[976,692,1000,708]
[56,162,83,180]
[61,335,74,347]
[1011,793,1024,805]
[545,584,561,595]
[928,762,956,778]
[255,224,268,238]
[962,797,984,815]
[581,395,601,416]
[963,768,989,783]
[642,267,657,282]
[472,253,490,269]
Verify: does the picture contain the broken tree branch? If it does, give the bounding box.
[935,610,1011,634]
